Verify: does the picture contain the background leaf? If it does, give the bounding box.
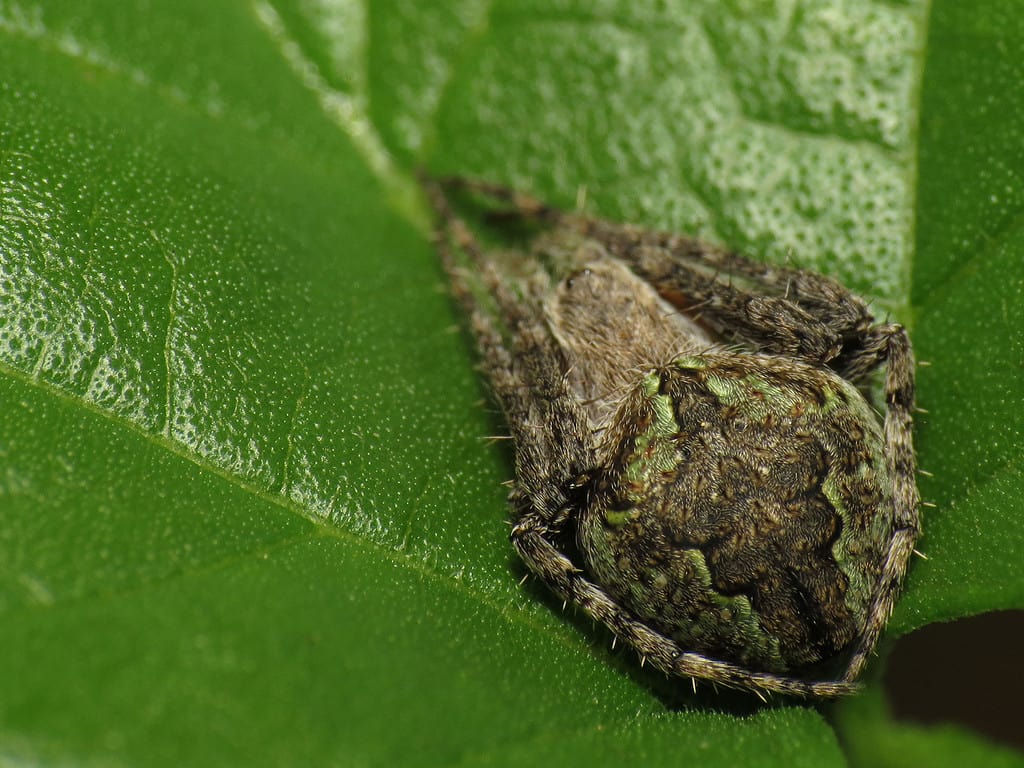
[889,0,1024,632]
[834,687,1024,768]
[0,0,1020,766]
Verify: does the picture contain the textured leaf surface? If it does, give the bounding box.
[0,0,1020,765]
[890,0,1024,633]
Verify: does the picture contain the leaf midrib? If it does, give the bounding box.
[0,361,581,654]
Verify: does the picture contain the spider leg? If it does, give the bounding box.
[437,176,879,368]
[565,224,887,371]
[841,324,920,681]
[436,175,562,223]
[426,178,594,517]
[511,509,858,698]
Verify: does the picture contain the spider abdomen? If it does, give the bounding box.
[578,354,894,672]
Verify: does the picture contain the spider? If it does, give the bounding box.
[425,176,920,698]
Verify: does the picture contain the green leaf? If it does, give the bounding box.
[888,0,1024,633]
[0,1,1020,766]
[833,686,1024,768]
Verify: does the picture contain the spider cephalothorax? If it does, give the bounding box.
[427,176,920,698]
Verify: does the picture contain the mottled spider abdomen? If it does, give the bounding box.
[578,355,894,672]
